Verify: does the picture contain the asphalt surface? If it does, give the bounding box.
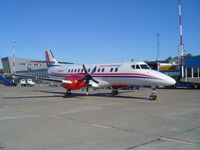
[0,86,200,150]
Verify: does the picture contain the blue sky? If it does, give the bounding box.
[1,0,200,68]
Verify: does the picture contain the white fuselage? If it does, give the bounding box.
[47,62,176,88]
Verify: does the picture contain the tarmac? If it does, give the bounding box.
[0,86,200,150]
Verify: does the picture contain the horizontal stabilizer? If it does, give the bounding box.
[30,60,74,64]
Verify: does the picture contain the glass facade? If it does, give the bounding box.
[185,67,200,78]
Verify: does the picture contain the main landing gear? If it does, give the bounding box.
[149,88,157,100]
[64,89,72,98]
[112,88,119,96]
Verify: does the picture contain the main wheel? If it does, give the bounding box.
[149,95,157,100]
[112,90,119,96]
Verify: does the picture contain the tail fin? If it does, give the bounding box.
[45,50,59,66]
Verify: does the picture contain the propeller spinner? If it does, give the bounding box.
[77,65,99,95]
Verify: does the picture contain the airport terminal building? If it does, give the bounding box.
[1,57,48,83]
[184,57,200,83]
[147,56,200,83]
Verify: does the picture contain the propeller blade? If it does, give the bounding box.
[86,81,89,95]
[91,66,97,74]
[92,79,99,84]
[82,64,88,74]
[80,64,99,95]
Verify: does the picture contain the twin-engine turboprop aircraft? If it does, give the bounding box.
[13,50,176,100]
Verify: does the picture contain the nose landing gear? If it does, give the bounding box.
[149,88,158,100]
[112,88,119,96]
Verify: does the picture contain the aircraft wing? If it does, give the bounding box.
[12,74,72,84]
[90,79,110,88]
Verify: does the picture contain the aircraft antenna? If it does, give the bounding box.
[156,33,160,71]
[178,0,185,78]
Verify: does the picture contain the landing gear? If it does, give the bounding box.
[64,89,72,97]
[112,88,119,96]
[149,88,157,100]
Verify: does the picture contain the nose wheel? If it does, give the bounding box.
[112,88,119,96]
[149,88,157,100]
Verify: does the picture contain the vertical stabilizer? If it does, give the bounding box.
[45,50,59,66]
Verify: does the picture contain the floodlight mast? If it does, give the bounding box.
[178,0,185,78]
[12,40,16,74]
[12,40,16,83]
[156,33,160,71]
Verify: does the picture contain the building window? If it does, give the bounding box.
[187,67,192,77]
[193,67,198,77]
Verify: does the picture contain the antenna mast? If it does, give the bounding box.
[178,0,185,78]
[156,33,160,71]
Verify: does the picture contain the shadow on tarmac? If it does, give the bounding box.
[3,89,149,101]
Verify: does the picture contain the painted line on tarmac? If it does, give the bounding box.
[160,137,193,145]
[22,109,32,112]
[91,123,112,129]
[49,115,63,119]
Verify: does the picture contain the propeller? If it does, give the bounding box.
[77,64,99,95]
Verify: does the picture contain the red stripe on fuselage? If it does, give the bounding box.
[50,72,161,79]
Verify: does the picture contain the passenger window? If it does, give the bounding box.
[102,68,105,72]
[78,69,80,73]
[71,69,74,73]
[68,69,70,72]
[93,67,96,72]
[98,68,101,72]
[115,68,118,72]
[136,65,140,69]
[110,68,113,72]
[88,69,90,72]
[131,65,135,69]
[74,69,77,73]
[81,69,84,73]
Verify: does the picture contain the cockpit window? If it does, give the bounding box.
[132,64,150,69]
[140,64,150,69]
[136,65,140,69]
[131,65,135,69]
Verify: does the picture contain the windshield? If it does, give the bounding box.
[132,64,150,69]
[140,64,150,69]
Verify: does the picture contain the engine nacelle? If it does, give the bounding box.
[61,76,86,90]
[113,85,130,89]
